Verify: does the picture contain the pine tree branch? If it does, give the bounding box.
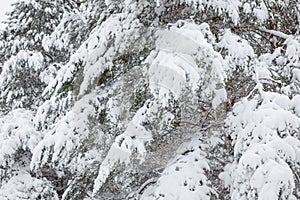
[258,27,290,40]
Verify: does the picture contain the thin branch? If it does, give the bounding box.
[200,121,224,132]
[258,27,290,40]
[126,177,158,199]
[137,177,158,194]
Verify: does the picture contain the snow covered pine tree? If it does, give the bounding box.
[0,0,299,199]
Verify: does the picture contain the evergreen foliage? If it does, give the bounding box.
[0,0,299,199]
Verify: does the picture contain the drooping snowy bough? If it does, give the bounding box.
[0,0,299,199]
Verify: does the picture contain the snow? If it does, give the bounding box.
[255,63,272,82]
[258,27,290,40]
[149,22,226,107]
[42,11,86,54]
[291,95,300,117]
[0,109,39,166]
[149,50,192,99]
[226,86,300,199]
[39,63,59,84]
[93,21,226,195]
[93,101,154,194]
[269,138,297,162]
[284,136,300,163]
[1,0,300,199]
[141,134,211,200]
[219,29,254,69]
[293,68,300,82]
[0,50,44,109]
[251,160,294,200]
[92,142,132,194]
[0,173,58,200]
[31,91,99,171]
[243,3,251,13]
[285,38,300,66]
